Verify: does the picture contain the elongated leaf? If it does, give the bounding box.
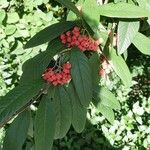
[0,79,44,125]
[89,53,100,87]
[82,0,99,29]
[98,3,150,18]
[56,0,81,17]
[3,110,31,150]
[70,48,92,107]
[117,21,140,54]
[93,86,120,110]
[34,89,56,150]
[109,48,132,87]
[65,83,87,133]
[54,86,72,139]
[98,104,114,124]
[24,21,76,49]
[132,32,150,55]
[20,39,65,84]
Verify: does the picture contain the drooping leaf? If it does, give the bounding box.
[65,83,87,133]
[54,86,72,139]
[97,104,114,124]
[93,86,120,110]
[98,3,150,18]
[82,0,99,29]
[0,79,44,126]
[109,48,132,87]
[3,110,31,150]
[89,52,100,88]
[34,88,56,150]
[56,0,81,17]
[132,32,150,55]
[70,48,92,107]
[24,21,77,49]
[117,21,140,54]
[20,39,65,84]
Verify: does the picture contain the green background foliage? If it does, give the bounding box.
[0,0,150,150]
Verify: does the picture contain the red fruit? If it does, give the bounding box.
[63,63,71,69]
[64,69,70,74]
[53,81,58,86]
[62,39,67,44]
[66,31,71,36]
[73,27,80,32]
[67,37,72,42]
[60,33,66,40]
[51,75,57,81]
[99,69,107,78]
[75,40,80,46]
[56,73,62,80]
[48,77,54,82]
[78,36,83,42]
[72,35,77,41]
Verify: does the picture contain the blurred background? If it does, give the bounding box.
[0,0,150,149]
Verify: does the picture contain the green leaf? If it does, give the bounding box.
[132,32,150,55]
[109,48,132,87]
[34,89,56,150]
[67,0,85,21]
[0,79,44,125]
[5,25,16,35]
[70,48,92,107]
[82,0,99,29]
[65,83,87,133]
[7,12,19,24]
[89,52,100,87]
[56,0,81,17]
[20,39,65,84]
[24,21,76,49]
[3,110,31,150]
[117,21,140,54]
[98,2,150,18]
[93,86,120,110]
[0,10,6,23]
[137,0,150,24]
[98,104,114,124]
[54,86,72,139]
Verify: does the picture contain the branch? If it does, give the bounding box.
[0,83,49,128]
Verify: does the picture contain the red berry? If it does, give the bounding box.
[66,31,71,36]
[60,33,66,40]
[63,63,71,69]
[99,69,106,78]
[53,81,58,86]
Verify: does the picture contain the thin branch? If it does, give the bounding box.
[0,83,49,128]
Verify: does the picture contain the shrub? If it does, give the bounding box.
[0,0,150,150]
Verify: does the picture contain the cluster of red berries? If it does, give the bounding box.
[42,63,71,86]
[99,58,112,78]
[60,26,100,52]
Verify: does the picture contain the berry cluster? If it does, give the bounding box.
[42,63,71,86]
[60,26,100,52]
[99,58,112,78]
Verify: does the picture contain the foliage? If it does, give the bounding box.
[0,0,150,150]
